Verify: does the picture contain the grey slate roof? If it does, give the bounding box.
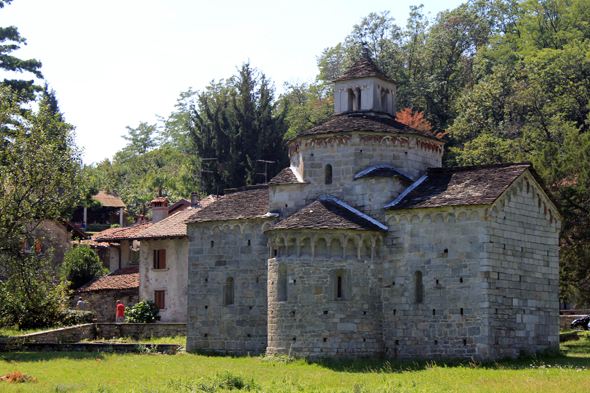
[354,165,413,183]
[268,167,306,186]
[333,53,397,84]
[386,163,531,210]
[186,188,273,224]
[294,113,442,141]
[267,198,387,232]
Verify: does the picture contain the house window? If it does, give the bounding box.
[153,249,166,269]
[414,271,424,304]
[325,164,333,185]
[278,264,287,302]
[154,290,165,309]
[224,277,234,306]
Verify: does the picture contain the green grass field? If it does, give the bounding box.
[0,333,588,392]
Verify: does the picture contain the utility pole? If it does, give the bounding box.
[257,160,275,184]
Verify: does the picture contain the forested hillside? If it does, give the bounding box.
[88,0,590,306]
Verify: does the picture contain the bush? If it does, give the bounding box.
[124,300,161,323]
[61,244,108,291]
[60,310,96,326]
[0,256,70,330]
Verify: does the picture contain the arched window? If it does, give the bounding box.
[381,90,389,112]
[325,164,333,185]
[224,277,234,306]
[347,89,354,112]
[278,264,287,302]
[335,269,347,300]
[414,271,423,304]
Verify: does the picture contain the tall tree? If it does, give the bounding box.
[0,0,43,101]
[189,63,288,194]
[0,85,84,328]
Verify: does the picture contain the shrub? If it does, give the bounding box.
[124,300,161,323]
[61,244,108,291]
[60,310,96,326]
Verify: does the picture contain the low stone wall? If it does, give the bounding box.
[4,324,96,344]
[0,342,178,354]
[560,315,586,330]
[1,323,186,348]
[96,323,186,340]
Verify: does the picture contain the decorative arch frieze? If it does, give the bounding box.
[303,135,351,149]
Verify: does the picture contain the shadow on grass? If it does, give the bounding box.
[0,351,107,363]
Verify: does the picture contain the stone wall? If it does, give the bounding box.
[3,323,186,344]
[78,289,138,322]
[186,218,275,355]
[139,237,188,322]
[5,324,95,344]
[484,173,561,358]
[267,243,385,358]
[382,208,488,360]
[96,323,186,340]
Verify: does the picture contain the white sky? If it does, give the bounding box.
[3,0,464,165]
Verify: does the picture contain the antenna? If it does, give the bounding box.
[198,158,217,196]
[257,160,275,184]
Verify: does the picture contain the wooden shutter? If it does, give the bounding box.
[158,249,166,269]
[154,290,165,309]
[35,238,42,253]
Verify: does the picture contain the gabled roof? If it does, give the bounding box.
[268,167,306,186]
[92,223,153,242]
[186,188,273,224]
[333,53,397,84]
[354,165,413,183]
[267,198,387,232]
[293,113,442,141]
[74,266,139,293]
[386,163,532,210]
[133,209,194,239]
[93,191,126,208]
[168,198,190,214]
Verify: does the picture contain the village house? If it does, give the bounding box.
[183,50,561,360]
[82,194,216,322]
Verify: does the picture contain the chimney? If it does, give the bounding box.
[191,192,200,208]
[151,197,169,224]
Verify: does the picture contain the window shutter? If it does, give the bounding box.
[159,249,166,269]
[35,238,42,253]
[21,239,26,252]
[153,249,157,269]
[154,290,165,309]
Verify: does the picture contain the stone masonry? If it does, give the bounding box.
[184,51,561,360]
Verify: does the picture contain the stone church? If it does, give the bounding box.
[184,50,561,360]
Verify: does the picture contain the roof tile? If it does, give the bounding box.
[294,113,442,141]
[267,198,386,232]
[186,188,271,224]
[386,163,531,210]
[74,266,139,293]
[268,167,306,186]
[333,54,396,84]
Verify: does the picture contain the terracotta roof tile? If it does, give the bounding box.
[74,266,139,293]
[92,223,153,241]
[267,198,387,232]
[268,167,306,186]
[151,197,168,203]
[354,165,413,183]
[93,191,126,208]
[186,188,273,224]
[386,163,531,210]
[294,113,442,141]
[133,209,194,239]
[333,54,396,84]
[75,239,114,248]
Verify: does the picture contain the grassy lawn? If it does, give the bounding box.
[0,346,588,392]
[0,332,588,392]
